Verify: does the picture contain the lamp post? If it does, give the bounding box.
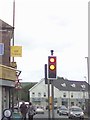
[85,57,89,85]
[82,88,85,110]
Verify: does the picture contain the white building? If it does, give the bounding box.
[29,77,89,109]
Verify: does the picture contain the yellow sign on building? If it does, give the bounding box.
[0,64,16,81]
[11,46,22,57]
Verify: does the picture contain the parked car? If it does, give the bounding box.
[68,106,84,119]
[36,107,44,114]
[57,105,68,114]
[58,106,68,116]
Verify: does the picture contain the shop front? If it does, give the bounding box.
[0,64,16,119]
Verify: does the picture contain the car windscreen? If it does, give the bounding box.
[71,108,82,111]
[60,108,67,110]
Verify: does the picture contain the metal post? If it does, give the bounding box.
[45,64,51,119]
[85,57,90,85]
[50,50,54,119]
[17,90,19,112]
[51,80,54,119]
[47,75,51,118]
[12,0,15,62]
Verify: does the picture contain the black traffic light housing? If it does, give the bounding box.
[48,56,57,79]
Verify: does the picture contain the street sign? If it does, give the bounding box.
[10,46,22,57]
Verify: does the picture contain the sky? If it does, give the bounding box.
[0,0,89,82]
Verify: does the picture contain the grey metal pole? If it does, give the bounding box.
[50,50,55,119]
[12,0,15,62]
[51,80,54,119]
[85,57,89,84]
[45,64,51,119]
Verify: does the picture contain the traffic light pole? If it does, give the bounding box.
[51,80,55,119]
[50,50,55,119]
[48,78,51,119]
[47,50,56,119]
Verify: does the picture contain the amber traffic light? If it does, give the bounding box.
[48,56,57,79]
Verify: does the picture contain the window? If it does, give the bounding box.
[32,92,35,97]
[44,92,46,97]
[61,83,66,87]
[71,93,73,98]
[63,93,66,97]
[38,92,41,97]
[32,92,35,95]
[71,84,76,87]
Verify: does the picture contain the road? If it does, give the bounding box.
[33,110,68,119]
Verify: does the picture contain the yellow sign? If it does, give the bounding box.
[0,64,16,81]
[11,46,22,57]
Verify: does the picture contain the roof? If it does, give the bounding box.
[0,19,13,30]
[29,79,44,91]
[29,77,90,92]
[21,82,37,87]
[52,77,90,92]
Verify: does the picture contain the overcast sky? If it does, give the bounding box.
[0,0,89,82]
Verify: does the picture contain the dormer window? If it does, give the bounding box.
[81,84,85,89]
[71,84,76,87]
[61,83,66,87]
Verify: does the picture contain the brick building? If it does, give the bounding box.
[0,19,17,119]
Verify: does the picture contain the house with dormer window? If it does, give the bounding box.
[29,77,89,109]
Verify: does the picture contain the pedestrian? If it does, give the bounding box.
[27,102,35,120]
[20,101,27,120]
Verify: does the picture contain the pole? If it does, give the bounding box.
[12,0,15,62]
[50,50,54,119]
[47,67,51,119]
[85,57,89,84]
[45,64,51,119]
[51,80,54,119]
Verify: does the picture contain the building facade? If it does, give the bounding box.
[0,19,17,119]
[29,77,89,110]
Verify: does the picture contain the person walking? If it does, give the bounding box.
[20,101,27,120]
[27,102,35,120]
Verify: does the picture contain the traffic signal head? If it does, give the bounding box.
[48,56,57,79]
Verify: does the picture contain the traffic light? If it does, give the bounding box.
[48,56,57,79]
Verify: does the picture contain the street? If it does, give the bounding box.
[34,110,68,119]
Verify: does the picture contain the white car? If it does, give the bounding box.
[68,106,84,119]
[36,107,44,114]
